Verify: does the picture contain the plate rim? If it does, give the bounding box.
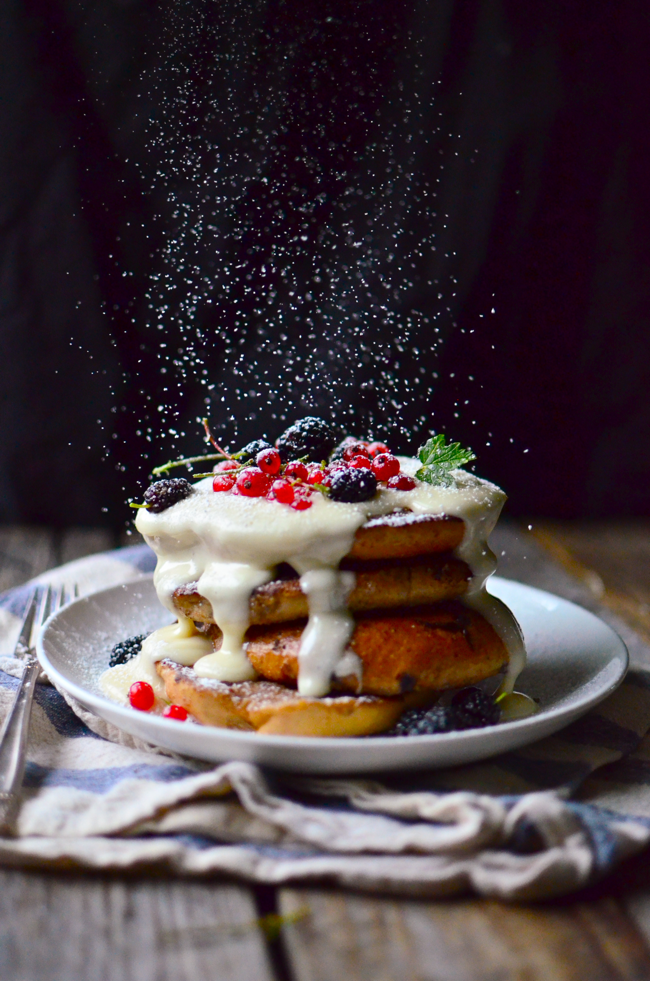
[36,575,629,759]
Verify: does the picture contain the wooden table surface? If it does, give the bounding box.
[1,521,650,981]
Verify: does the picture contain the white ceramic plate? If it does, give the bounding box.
[37,577,628,774]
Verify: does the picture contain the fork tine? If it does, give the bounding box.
[63,582,78,606]
[15,592,38,655]
[51,583,65,615]
[29,585,54,648]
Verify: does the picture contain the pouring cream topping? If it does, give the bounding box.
[108,457,526,702]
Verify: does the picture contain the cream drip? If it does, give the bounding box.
[125,457,525,697]
[296,568,356,697]
[98,615,213,704]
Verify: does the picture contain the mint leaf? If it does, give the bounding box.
[415,434,476,486]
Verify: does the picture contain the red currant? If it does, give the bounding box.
[284,461,309,480]
[372,453,400,481]
[213,472,237,492]
[270,478,294,504]
[256,447,281,475]
[290,496,313,510]
[214,460,239,472]
[307,466,325,485]
[236,467,271,497]
[163,704,188,721]
[367,441,390,457]
[349,454,372,469]
[129,681,155,712]
[387,473,417,491]
[342,441,370,462]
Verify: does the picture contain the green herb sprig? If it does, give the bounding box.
[415,434,476,487]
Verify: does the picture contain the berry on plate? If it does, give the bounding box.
[391,705,455,736]
[451,687,500,728]
[129,681,155,712]
[163,704,189,721]
[109,635,145,668]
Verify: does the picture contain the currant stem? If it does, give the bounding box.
[202,418,235,459]
[151,453,228,477]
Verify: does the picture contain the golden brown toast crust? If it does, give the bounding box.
[156,660,434,736]
[173,554,471,626]
[346,511,464,561]
[243,602,507,697]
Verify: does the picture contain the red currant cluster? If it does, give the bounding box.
[212,448,323,510]
[330,439,417,490]
[128,680,188,720]
[212,439,416,509]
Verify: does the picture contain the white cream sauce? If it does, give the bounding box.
[498,691,539,722]
[99,615,213,702]
[297,568,357,696]
[99,650,165,703]
[100,457,526,703]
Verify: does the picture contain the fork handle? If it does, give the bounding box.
[0,655,40,835]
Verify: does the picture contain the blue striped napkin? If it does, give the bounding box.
[1,541,649,900]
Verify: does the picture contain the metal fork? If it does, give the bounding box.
[0,584,78,835]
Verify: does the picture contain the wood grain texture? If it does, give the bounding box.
[0,871,276,981]
[533,520,650,646]
[278,890,650,981]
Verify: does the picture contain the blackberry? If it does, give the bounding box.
[391,705,455,736]
[328,467,377,503]
[450,687,500,729]
[109,634,146,667]
[275,417,339,463]
[143,478,194,513]
[238,438,272,461]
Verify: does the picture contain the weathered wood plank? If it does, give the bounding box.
[0,871,277,981]
[58,528,116,565]
[0,527,57,592]
[278,890,650,981]
[533,520,650,646]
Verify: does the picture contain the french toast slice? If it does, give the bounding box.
[346,511,464,561]
[173,554,471,626]
[242,602,507,697]
[156,660,434,736]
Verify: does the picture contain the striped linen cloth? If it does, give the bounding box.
[1,537,650,901]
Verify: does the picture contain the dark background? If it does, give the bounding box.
[1,0,649,528]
